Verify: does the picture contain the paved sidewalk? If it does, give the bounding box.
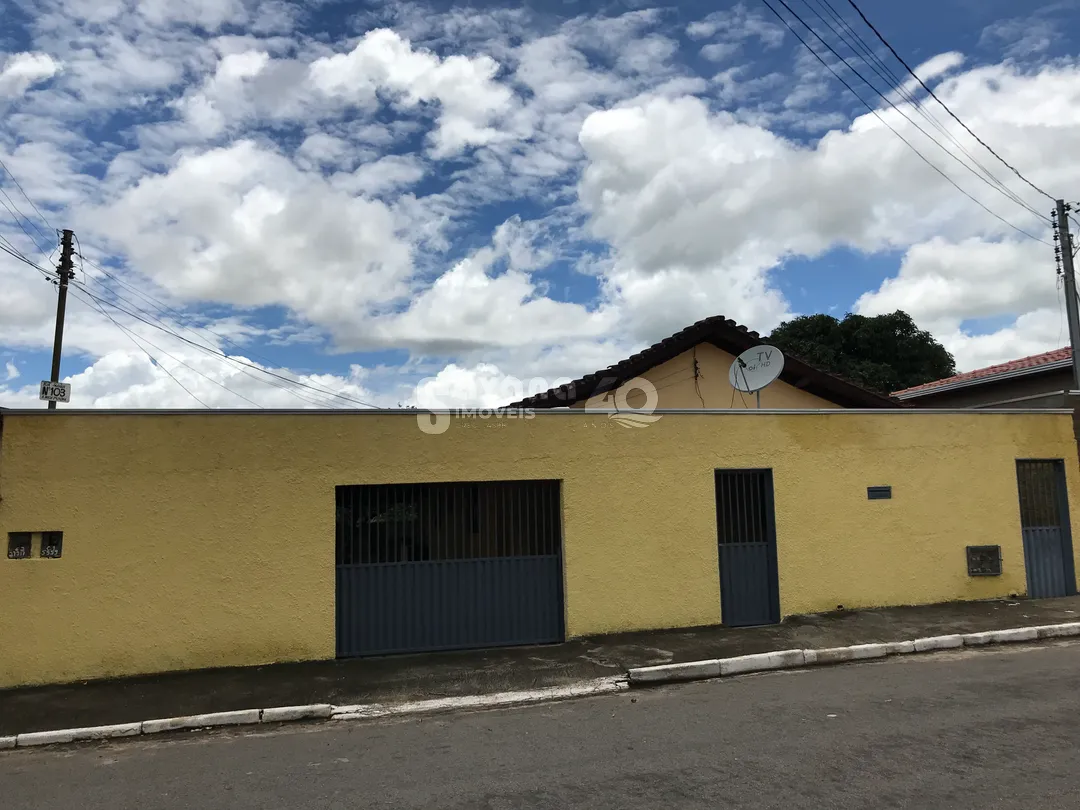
[3,595,1078,735]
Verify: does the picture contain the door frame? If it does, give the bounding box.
[1016,458,1078,598]
[715,467,781,626]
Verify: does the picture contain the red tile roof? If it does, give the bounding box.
[893,347,1072,397]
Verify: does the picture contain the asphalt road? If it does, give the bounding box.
[3,642,1080,809]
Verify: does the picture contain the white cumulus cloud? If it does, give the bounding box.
[0,52,62,98]
[309,29,514,157]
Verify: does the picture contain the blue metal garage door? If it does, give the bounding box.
[335,480,564,656]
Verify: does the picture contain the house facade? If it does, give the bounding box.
[1,406,1077,688]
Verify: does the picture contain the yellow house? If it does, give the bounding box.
[4,321,1080,688]
[3,404,1079,688]
[510,315,899,411]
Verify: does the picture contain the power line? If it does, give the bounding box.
[75,275,343,408]
[75,252,353,409]
[7,229,355,411]
[0,238,54,279]
[2,236,341,409]
[73,283,379,409]
[77,271,348,409]
[801,0,1049,223]
[16,229,376,410]
[78,285,272,409]
[0,156,54,234]
[2,230,59,269]
[760,0,1051,246]
[80,291,213,409]
[843,0,1056,202]
[0,188,53,261]
[772,0,1049,229]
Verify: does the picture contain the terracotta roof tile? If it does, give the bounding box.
[510,315,898,409]
[892,347,1071,397]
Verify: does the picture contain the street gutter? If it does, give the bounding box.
[3,622,1080,751]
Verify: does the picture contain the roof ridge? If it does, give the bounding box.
[510,315,897,409]
[893,346,1071,396]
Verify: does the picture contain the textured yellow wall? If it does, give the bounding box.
[1,409,1078,687]
[571,343,841,409]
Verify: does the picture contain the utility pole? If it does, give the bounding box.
[48,229,75,410]
[1056,202,1080,390]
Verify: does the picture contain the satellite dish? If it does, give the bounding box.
[729,345,785,394]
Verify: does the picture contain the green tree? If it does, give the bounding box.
[767,311,956,395]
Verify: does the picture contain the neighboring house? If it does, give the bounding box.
[893,348,1075,409]
[511,315,898,410]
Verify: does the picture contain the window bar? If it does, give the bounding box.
[526,482,534,557]
[754,473,763,543]
[540,482,547,556]
[732,474,739,543]
[509,481,516,556]
[381,485,388,564]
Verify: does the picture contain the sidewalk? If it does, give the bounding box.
[3,595,1079,736]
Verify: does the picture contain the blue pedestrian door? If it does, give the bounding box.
[1016,460,1077,599]
[715,468,781,627]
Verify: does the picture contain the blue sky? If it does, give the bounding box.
[0,0,1077,408]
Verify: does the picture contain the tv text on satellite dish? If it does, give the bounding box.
[728,345,785,407]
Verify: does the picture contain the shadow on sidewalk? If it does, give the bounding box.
[3,595,1079,735]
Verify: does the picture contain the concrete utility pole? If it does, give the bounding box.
[48,229,75,410]
[1056,201,1080,390]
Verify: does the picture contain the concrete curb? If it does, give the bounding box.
[2,678,628,751]
[331,677,629,721]
[141,709,262,735]
[7,621,1080,750]
[627,620,1080,687]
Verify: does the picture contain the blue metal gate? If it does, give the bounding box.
[715,469,781,626]
[335,480,564,657]
[1016,460,1077,598]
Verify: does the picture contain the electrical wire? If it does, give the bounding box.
[80,275,350,410]
[647,371,697,394]
[0,189,53,261]
[2,230,257,411]
[76,276,347,409]
[75,252,354,409]
[0,157,348,410]
[80,291,214,409]
[0,239,54,279]
[773,0,1050,227]
[6,229,373,410]
[737,362,754,408]
[0,155,55,238]
[842,0,1056,202]
[692,347,706,407]
[1,239,334,409]
[73,283,380,409]
[800,0,1049,223]
[83,289,265,409]
[645,363,700,387]
[760,0,1052,246]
